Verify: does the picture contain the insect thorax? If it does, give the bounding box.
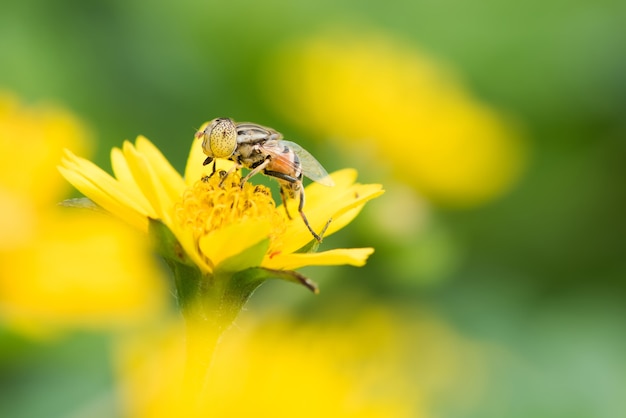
[231,143,261,166]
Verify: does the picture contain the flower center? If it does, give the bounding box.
[174,171,284,256]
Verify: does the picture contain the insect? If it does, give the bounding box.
[195,117,334,242]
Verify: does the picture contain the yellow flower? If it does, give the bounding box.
[263,29,527,208]
[0,93,89,208]
[114,311,425,418]
[115,306,492,418]
[2,212,167,330]
[60,121,383,406]
[59,129,382,281]
[0,93,167,332]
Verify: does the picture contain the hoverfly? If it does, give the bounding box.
[195,117,334,242]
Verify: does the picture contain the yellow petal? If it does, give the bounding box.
[184,124,209,183]
[59,151,151,231]
[262,247,374,270]
[122,140,174,225]
[135,136,186,205]
[58,165,149,232]
[278,171,384,253]
[171,226,214,274]
[61,149,149,214]
[300,168,358,205]
[198,219,271,272]
[111,147,157,214]
[323,184,385,236]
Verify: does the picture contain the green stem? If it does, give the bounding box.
[168,263,220,406]
[169,261,262,409]
[181,306,222,411]
[148,220,317,409]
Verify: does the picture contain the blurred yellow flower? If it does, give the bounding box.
[0,93,167,332]
[0,93,89,208]
[59,129,383,278]
[114,307,493,418]
[263,29,527,208]
[114,311,426,418]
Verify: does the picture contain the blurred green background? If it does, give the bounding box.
[2,0,625,417]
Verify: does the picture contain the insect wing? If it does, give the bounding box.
[281,140,335,187]
[236,122,283,144]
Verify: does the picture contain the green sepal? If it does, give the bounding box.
[58,197,104,212]
[148,217,195,266]
[232,267,319,294]
[214,239,270,275]
[295,218,333,254]
[148,218,203,313]
[261,267,319,294]
[147,218,317,337]
[296,237,321,254]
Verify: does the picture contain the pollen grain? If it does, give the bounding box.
[175,171,282,240]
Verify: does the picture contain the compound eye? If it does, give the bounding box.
[208,117,237,158]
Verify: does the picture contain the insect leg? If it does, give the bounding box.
[203,157,220,178]
[204,159,219,177]
[240,158,271,187]
[279,186,293,220]
[264,170,299,220]
[263,170,299,184]
[218,161,243,187]
[265,170,323,242]
[296,187,322,243]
